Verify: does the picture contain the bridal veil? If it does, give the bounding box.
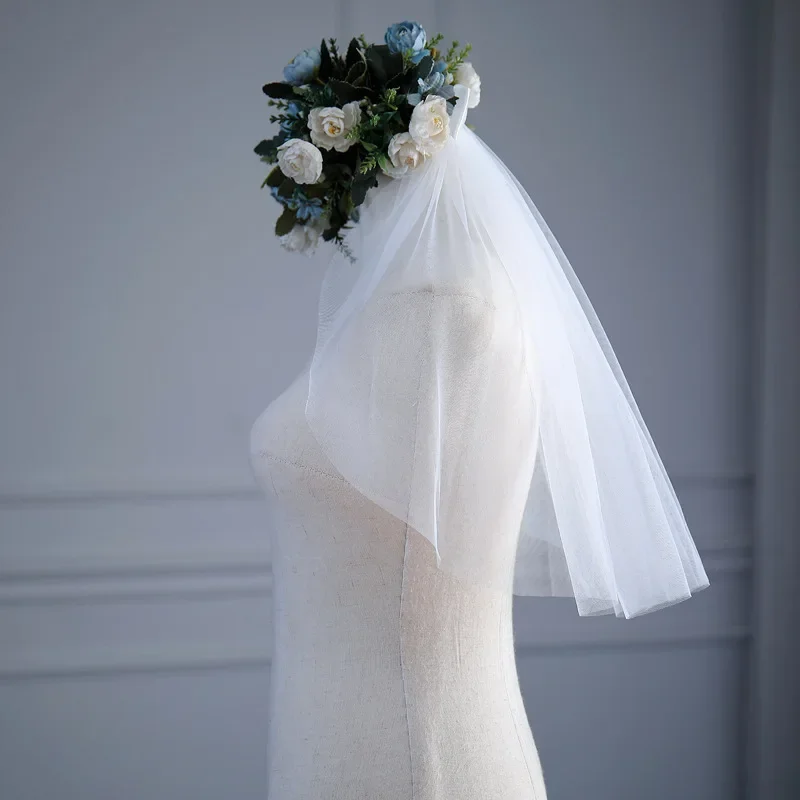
[304,85,710,618]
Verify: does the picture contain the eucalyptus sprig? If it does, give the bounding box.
[444,40,472,71]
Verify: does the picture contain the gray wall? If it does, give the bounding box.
[0,1,793,799]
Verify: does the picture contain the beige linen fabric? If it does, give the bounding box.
[250,290,547,799]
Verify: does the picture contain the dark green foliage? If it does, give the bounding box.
[318,39,333,82]
[275,207,297,236]
[350,175,375,207]
[345,61,367,85]
[338,191,354,217]
[345,37,363,70]
[365,44,404,85]
[254,134,285,162]
[321,226,339,242]
[265,166,283,187]
[328,79,376,105]
[276,178,297,199]
[322,162,353,183]
[262,82,297,100]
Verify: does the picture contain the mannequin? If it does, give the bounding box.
[248,71,709,799]
[250,276,549,798]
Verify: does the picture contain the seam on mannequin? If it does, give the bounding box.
[259,451,350,486]
[399,523,414,799]
[398,288,433,800]
[500,600,540,800]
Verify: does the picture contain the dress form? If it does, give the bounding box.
[250,283,548,799]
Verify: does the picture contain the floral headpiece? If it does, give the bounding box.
[255,22,480,260]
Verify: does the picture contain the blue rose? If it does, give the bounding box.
[283,48,320,86]
[384,21,428,64]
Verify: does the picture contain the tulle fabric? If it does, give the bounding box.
[305,86,710,618]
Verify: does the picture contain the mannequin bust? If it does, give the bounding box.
[250,281,548,799]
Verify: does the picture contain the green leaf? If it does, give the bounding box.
[345,38,363,70]
[277,178,297,199]
[262,82,296,100]
[365,45,402,84]
[254,134,287,162]
[265,166,284,187]
[329,205,347,228]
[382,49,405,80]
[338,191,355,216]
[322,162,353,182]
[254,136,277,157]
[328,78,375,105]
[416,55,433,79]
[387,69,412,90]
[345,60,367,86]
[275,207,297,236]
[319,38,333,81]
[360,140,377,152]
[350,175,376,206]
[303,183,329,199]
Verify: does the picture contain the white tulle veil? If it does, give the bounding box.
[304,85,710,618]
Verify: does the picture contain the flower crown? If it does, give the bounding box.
[255,22,480,260]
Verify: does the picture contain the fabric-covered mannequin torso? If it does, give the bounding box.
[250,287,548,799]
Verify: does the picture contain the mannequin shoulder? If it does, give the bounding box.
[366,278,522,360]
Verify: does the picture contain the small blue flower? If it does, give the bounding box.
[407,60,456,105]
[385,21,428,63]
[419,70,445,95]
[269,185,287,204]
[286,190,324,221]
[283,48,320,86]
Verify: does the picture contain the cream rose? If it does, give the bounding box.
[279,221,323,255]
[380,132,426,178]
[308,101,361,152]
[454,61,481,108]
[276,138,323,184]
[408,95,450,156]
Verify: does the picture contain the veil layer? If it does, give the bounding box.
[305,86,710,618]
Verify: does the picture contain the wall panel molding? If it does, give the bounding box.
[0,542,748,597]
[0,550,750,681]
[0,470,755,506]
[0,571,272,606]
[0,627,753,683]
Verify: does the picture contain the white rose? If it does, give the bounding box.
[408,95,450,156]
[308,101,361,152]
[454,62,481,108]
[279,221,323,255]
[380,132,426,179]
[276,139,323,184]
